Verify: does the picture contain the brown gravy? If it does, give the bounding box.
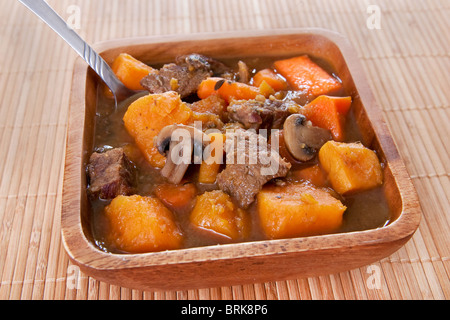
[89,55,391,253]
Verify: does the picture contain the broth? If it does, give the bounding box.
[89,55,391,253]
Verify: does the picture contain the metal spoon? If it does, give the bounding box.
[18,0,138,107]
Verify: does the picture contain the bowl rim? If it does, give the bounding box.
[61,28,422,272]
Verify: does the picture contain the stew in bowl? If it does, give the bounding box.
[88,52,390,254]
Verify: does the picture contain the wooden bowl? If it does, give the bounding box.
[62,29,421,291]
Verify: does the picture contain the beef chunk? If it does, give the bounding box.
[140,53,235,98]
[227,98,296,130]
[175,53,233,77]
[227,100,263,129]
[87,147,136,199]
[189,94,227,119]
[140,62,212,98]
[216,129,291,208]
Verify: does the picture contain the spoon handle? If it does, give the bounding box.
[18,0,131,101]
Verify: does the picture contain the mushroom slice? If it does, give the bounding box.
[237,60,250,84]
[283,114,332,162]
[154,124,211,184]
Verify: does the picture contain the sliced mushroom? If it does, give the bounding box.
[283,114,332,162]
[154,124,211,184]
[237,60,250,84]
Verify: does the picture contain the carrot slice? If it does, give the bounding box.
[301,95,352,141]
[197,77,260,102]
[155,182,197,210]
[252,69,287,91]
[291,164,328,188]
[198,132,226,184]
[273,55,343,99]
[111,53,156,91]
[332,96,352,116]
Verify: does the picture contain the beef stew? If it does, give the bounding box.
[88,53,391,254]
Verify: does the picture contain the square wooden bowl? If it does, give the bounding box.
[62,28,421,291]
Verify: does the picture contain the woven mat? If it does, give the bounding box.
[0,0,448,300]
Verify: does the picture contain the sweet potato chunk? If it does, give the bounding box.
[123,91,193,168]
[111,53,156,91]
[104,195,183,253]
[257,183,346,239]
[190,190,250,240]
[318,141,383,195]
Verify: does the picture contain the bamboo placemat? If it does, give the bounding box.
[0,0,448,300]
